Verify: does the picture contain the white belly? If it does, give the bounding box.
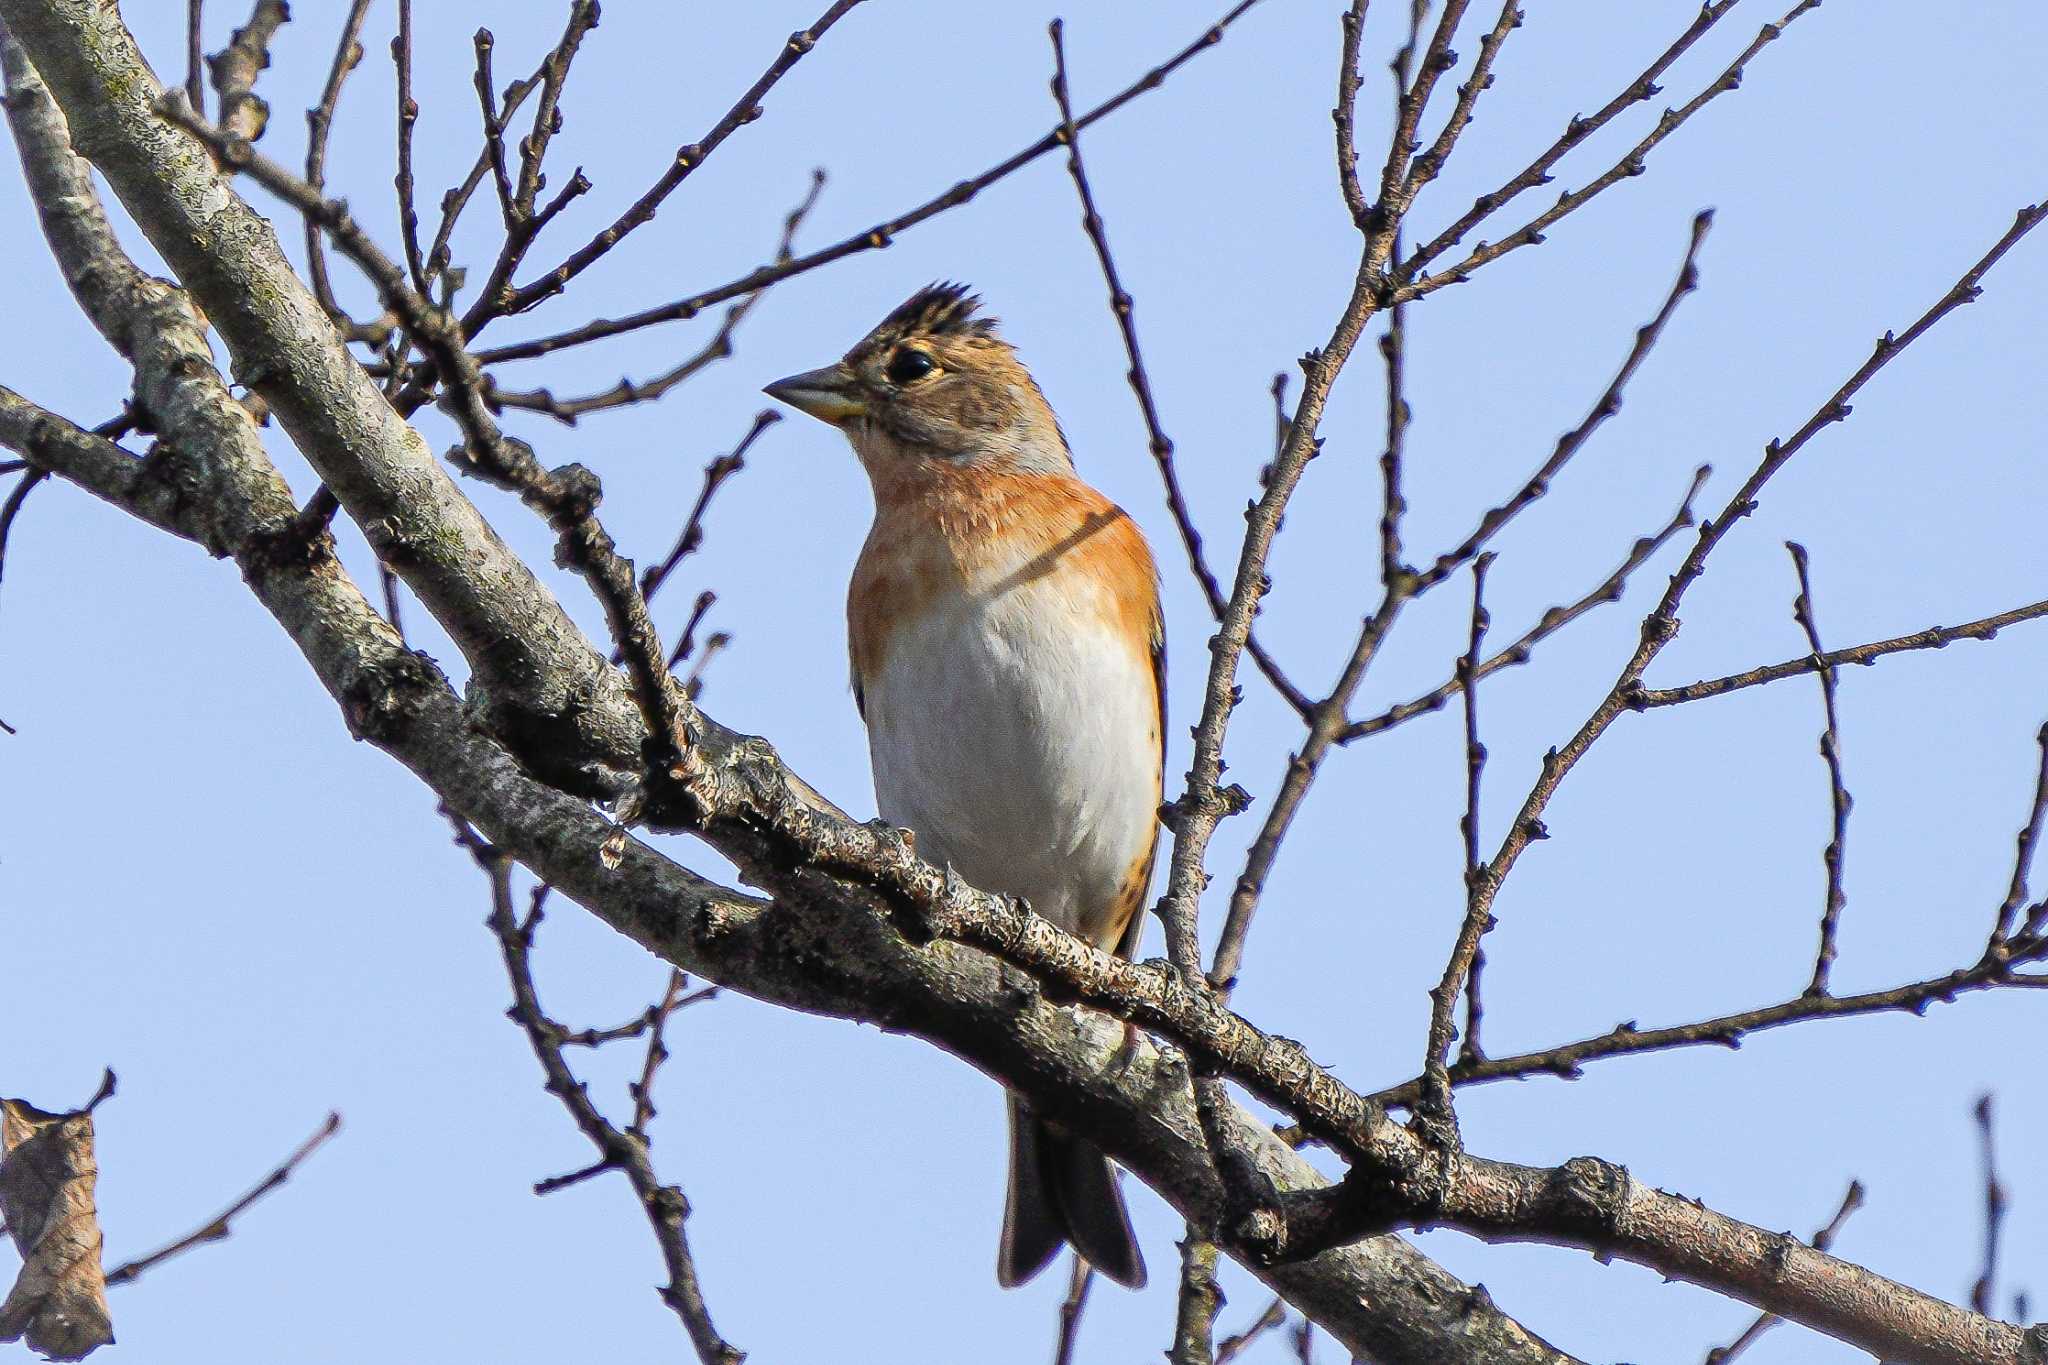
[864,578,1157,943]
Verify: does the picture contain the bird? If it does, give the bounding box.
[765,283,1161,1290]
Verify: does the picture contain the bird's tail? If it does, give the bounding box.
[997,1094,1146,1289]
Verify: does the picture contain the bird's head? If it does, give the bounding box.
[764,283,1072,479]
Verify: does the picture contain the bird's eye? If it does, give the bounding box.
[886,348,936,385]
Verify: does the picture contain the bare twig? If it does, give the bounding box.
[471,29,516,224]
[1215,1297,1288,1363]
[491,173,824,424]
[0,467,49,610]
[1412,209,1713,596]
[473,0,1271,366]
[392,0,428,296]
[497,0,865,319]
[458,2,601,337]
[1047,18,1308,716]
[665,591,718,673]
[1462,199,2048,999]
[302,0,382,342]
[1362,942,2048,1114]
[626,970,687,1140]
[1376,291,1409,587]
[1786,543,1851,995]
[1332,0,1369,227]
[1404,1,1523,200]
[184,0,205,118]
[428,62,541,286]
[680,632,730,702]
[1406,2,1818,300]
[103,1112,342,1287]
[1972,1095,2008,1319]
[1419,554,1495,1128]
[1372,0,1469,233]
[1269,372,1290,457]
[1052,1257,1092,1365]
[1400,0,1740,283]
[636,411,778,617]
[1703,1180,1865,1363]
[475,848,740,1365]
[1997,725,2048,947]
[1214,214,1710,998]
[1342,463,1708,744]
[1637,599,2048,711]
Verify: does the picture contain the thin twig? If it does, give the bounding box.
[1404,0,1737,276]
[1331,0,1370,228]
[185,0,206,119]
[0,466,50,612]
[665,591,718,673]
[1216,216,1709,998]
[1786,543,1851,995]
[1637,599,2048,711]
[103,1112,342,1286]
[1404,2,1820,301]
[1052,1257,1093,1365]
[1215,1297,1288,1364]
[630,411,778,640]
[474,846,741,1365]
[392,0,428,295]
[1376,290,1409,587]
[1411,209,1713,597]
[1342,463,1708,744]
[1994,725,2048,948]
[1703,1180,1865,1363]
[1444,200,2048,1009]
[627,970,687,1140]
[472,0,1271,366]
[429,61,542,283]
[1372,0,1470,233]
[1404,0,1524,200]
[497,0,867,319]
[1971,1095,2009,1320]
[303,0,380,341]
[471,29,517,224]
[1047,18,1307,716]
[491,173,825,425]
[1419,554,1494,1128]
[459,2,601,338]
[1358,940,2048,1114]
[1269,373,1290,457]
[680,632,730,702]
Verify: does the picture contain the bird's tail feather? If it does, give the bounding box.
[997,1095,1146,1289]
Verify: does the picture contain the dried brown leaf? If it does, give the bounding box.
[0,1094,114,1360]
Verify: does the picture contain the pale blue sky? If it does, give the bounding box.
[4,3,2045,1362]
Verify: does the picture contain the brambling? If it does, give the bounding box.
[766,284,1162,1290]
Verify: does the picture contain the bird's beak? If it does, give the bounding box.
[763,364,865,425]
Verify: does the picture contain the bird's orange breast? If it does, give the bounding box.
[847,463,1160,700]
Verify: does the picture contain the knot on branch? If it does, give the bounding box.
[1543,1156,1630,1256]
[339,649,444,745]
[241,513,337,584]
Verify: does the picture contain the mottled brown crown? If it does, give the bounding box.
[875,282,999,342]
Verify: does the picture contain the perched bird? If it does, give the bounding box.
[765,284,1162,1290]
